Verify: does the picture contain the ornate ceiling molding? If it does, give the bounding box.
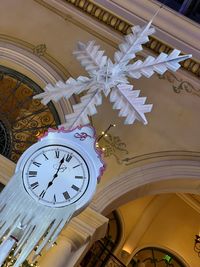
[60,0,199,79]
[33,0,200,79]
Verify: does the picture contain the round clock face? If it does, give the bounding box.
[22,144,90,208]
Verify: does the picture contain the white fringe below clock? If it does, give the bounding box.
[0,173,75,266]
[0,126,104,267]
[34,19,192,128]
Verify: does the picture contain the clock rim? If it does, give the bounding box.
[16,138,97,211]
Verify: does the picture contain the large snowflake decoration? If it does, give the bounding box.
[34,20,191,128]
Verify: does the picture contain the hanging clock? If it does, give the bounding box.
[0,125,105,267]
[21,144,91,208]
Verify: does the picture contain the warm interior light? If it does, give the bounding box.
[121,248,131,259]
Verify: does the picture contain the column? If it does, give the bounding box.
[39,236,72,267]
[38,207,108,267]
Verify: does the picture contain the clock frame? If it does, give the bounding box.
[16,135,98,211]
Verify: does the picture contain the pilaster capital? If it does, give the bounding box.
[60,207,108,250]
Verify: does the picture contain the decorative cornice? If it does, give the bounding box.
[63,0,199,79]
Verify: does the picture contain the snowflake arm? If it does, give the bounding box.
[33,20,192,128]
[62,89,102,129]
[125,49,192,79]
[114,20,155,67]
[110,84,152,125]
[33,76,92,105]
[73,41,108,76]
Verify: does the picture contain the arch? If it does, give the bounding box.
[131,245,189,267]
[91,151,200,215]
[0,35,73,124]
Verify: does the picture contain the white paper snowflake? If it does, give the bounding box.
[34,20,191,128]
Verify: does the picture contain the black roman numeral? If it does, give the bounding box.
[33,161,41,168]
[39,190,46,198]
[53,194,56,203]
[43,153,48,160]
[71,184,79,192]
[73,164,81,169]
[63,191,70,200]
[65,154,72,162]
[75,175,83,179]
[30,182,39,189]
[55,150,60,158]
[28,171,37,177]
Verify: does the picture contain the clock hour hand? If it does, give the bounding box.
[45,156,65,190]
[46,173,58,189]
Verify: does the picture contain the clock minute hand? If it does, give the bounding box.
[53,156,65,178]
[46,156,65,189]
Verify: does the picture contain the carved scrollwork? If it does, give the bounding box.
[99,134,129,164]
[0,119,12,158]
[158,72,200,97]
[0,66,60,162]
[33,44,47,57]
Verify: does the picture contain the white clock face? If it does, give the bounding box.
[22,144,90,208]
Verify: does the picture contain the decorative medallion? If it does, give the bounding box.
[33,44,47,57]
